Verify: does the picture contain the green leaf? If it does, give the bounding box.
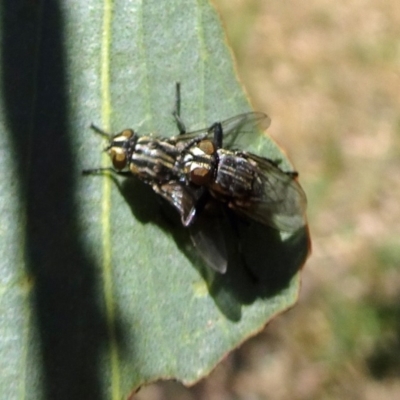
[0,1,310,399]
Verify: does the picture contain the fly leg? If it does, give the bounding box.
[209,121,223,149]
[172,82,187,135]
[89,123,113,138]
[82,167,132,177]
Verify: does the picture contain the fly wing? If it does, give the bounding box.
[217,112,270,149]
[189,201,228,274]
[153,182,203,227]
[232,154,307,232]
[170,112,270,150]
[154,182,228,272]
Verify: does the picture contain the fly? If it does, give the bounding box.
[168,104,307,274]
[83,83,308,274]
[171,111,307,234]
[83,126,203,227]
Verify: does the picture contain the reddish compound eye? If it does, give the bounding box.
[190,167,212,186]
[197,139,215,155]
[109,147,127,170]
[121,129,134,139]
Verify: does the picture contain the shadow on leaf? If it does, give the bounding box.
[108,175,310,321]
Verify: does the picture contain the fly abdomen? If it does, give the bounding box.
[212,151,259,198]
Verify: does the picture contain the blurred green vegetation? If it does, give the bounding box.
[137,1,400,399]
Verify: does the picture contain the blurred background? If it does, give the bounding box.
[137,1,400,398]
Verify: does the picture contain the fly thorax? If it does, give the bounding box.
[129,137,178,182]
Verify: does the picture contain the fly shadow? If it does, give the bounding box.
[103,174,310,321]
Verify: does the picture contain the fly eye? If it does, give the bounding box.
[190,167,212,186]
[121,129,134,139]
[110,129,134,144]
[109,147,127,170]
[198,139,215,155]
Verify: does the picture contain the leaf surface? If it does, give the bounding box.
[0,1,310,398]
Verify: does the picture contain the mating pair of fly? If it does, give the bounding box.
[83,83,307,274]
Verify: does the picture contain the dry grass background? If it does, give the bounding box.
[136,1,400,399]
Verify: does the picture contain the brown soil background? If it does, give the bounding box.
[137,1,400,398]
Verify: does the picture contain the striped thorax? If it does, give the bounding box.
[106,129,182,183]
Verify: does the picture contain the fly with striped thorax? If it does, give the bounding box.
[83,83,307,273]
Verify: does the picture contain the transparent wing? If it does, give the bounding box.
[189,201,228,273]
[232,154,307,232]
[155,182,228,273]
[170,112,270,150]
[216,112,270,149]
